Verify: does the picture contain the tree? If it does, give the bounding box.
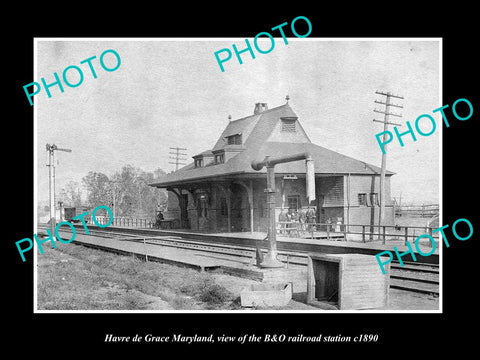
[152,167,168,211]
[82,171,111,209]
[81,166,168,219]
[136,168,168,218]
[110,165,137,217]
[58,181,83,207]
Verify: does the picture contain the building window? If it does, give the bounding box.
[226,134,242,145]
[370,193,379,206]
[281,119,296,132]
[358,193,367,206]
[287,195,300,211]
[215,153,225,164]
[194,158,203,168]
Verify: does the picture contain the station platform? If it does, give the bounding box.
[69,232,307,285]
[99,226,439,265]
[64,230,439,310]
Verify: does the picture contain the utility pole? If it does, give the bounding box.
[46,144,72,236]
[108,180,120,219]
[373,91,403,243]
[169,147,187,171]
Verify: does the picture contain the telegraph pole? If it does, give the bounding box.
[109,180,120,219]
[169,147,187,171]
[373,91,403,243]
[46,144,72,236]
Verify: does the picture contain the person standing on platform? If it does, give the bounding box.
[291,209,299,223]
[299,208,306,231]
[306,206,316,232]
[291,209,300,237]
[155,210,164,229]
[286,209,292,222]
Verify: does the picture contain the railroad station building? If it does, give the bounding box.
[150,101,395,232]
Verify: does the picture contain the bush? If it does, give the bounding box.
[199,283,232,304]
[180,274,234,308]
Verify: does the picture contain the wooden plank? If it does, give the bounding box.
[215,266,264,281]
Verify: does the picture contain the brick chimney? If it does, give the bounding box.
[254,102,268,114]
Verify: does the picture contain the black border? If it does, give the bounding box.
[7,5,478,354]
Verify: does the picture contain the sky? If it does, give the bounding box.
[35,38,440,205]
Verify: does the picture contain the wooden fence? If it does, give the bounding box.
[94,216,154,228]
[94,216,437,246]
[277,221,438,246]
[94,216,177,229]
[395,204,439,217]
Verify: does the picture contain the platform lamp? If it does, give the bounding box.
[46,144,72,237]
[251,152,315,268]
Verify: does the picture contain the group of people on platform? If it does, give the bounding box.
[278,207,316,233]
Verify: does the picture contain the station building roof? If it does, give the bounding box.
[150,102,393,188]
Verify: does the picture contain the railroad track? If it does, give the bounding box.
[39,224,440,296]
[390,261,439,295]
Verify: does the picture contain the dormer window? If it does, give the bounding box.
[281,118,297,132]
[194,158,203,168]
[215,153,225,164]
[226,133,242,145]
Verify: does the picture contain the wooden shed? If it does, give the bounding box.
[307,253,390,310]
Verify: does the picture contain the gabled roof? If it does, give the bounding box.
[212,114,260,151]
[150,103,393,188]
[211,103,301,151]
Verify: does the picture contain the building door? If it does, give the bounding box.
[196,191,209,230]
[230,192,243,231]
[181,193,189,228]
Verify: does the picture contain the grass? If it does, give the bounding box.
[179,275,235,309]
[36,243,239,311]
